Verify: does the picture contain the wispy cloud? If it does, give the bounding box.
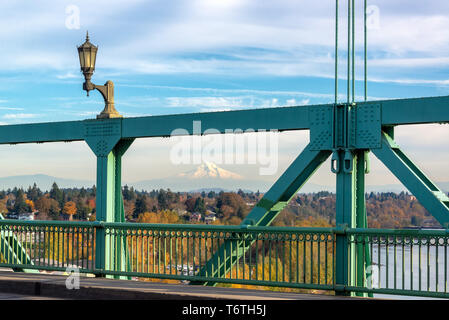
[0,107,24,111]
[56,72,78,80]
[2,113,38,119]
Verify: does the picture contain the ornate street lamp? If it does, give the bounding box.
[77,31,122,119]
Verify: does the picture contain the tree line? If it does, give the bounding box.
[0,183,440,229]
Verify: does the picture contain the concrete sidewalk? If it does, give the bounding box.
[0,270,360,300]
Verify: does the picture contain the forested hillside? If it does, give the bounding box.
[0,183,441,229]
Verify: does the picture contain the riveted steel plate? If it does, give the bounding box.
[84,120,122,157]
[355,104,381,149]
[309,106,333,151]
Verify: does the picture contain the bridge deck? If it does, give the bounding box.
[0,270,362,300]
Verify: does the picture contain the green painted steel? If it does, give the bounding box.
[1,219,448,299]
[191,145,331,286]
[121,105,312,137]
[87,137,134,278]
[0,120,85,144]
[0,0,447,300]
[0,96,447,146]
[0,96,447,297]
[372,131,449,228]
[0,214,38,273]
[371,96,449,126]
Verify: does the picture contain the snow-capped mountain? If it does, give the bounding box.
[130,162,266,191]
[177,162,243,179]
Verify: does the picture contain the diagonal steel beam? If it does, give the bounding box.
[0,214,38,273]
[242,145,332,227]
[372,132,449,228]
[192,144,331,285]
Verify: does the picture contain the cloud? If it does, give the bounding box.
[2,113,38,119]
[121,84,335,99]
[0,0,448,83]
[56,72,78,80]
[0,107,24,111]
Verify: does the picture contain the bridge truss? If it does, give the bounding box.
[1,1,449,297]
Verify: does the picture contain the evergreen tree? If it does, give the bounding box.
[13,189,29,214]
[193,197,206,214]
[133,195,149,218]
[123,185,136,201]
[158,189,169,210]
[49,182,63,204]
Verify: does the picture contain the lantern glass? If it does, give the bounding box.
[77,48,85,69]
[91,49,97,70]
[77,32,98,73]
[84,50,91,69]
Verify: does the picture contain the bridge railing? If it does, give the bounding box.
[0,219,96,273]
[102,223,335,291]
[347,228,449,297]
[0,219,448,298]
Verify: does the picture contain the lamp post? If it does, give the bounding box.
[77,31,122,119]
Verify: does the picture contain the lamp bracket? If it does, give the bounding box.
[83,80,122,119]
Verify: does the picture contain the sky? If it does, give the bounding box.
[0,0,449,190]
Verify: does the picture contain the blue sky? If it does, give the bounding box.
[0,0,449,190]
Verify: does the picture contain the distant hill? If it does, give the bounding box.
[0,168,448,194]
[129,162,333,193]
[0,174,94,191]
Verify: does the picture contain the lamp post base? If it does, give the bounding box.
[97,111,123,119]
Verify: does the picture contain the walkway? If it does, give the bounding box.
[0,270,361,300]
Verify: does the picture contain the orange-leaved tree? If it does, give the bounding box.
[63,201,77,221]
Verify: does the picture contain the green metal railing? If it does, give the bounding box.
[0,219,448,298]
[103,223,335,291]
[347,228,449,298]
[0,220,96,273]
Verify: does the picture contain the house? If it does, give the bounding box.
[190,212,202,222]
[18,212,35,221]
[176,209,188,216]
[204,214,216,224]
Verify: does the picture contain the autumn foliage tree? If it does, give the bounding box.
[63,201,77,221]
[35,197,60,220]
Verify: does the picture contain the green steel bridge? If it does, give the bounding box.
[1,1,449,299]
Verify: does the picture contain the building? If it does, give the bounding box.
[190,212,202,222]
[18,212,35,221]
[204,214,216,224]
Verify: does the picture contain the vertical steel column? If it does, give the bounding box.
[95,151,114,274]
[333,102,368,296]
[355,150,370,297]
[334,148,370,296]
[335,149,357,295]
[90,138,134,277]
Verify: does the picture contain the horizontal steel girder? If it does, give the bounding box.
[0,95,448,145]
[0,105,311,145]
